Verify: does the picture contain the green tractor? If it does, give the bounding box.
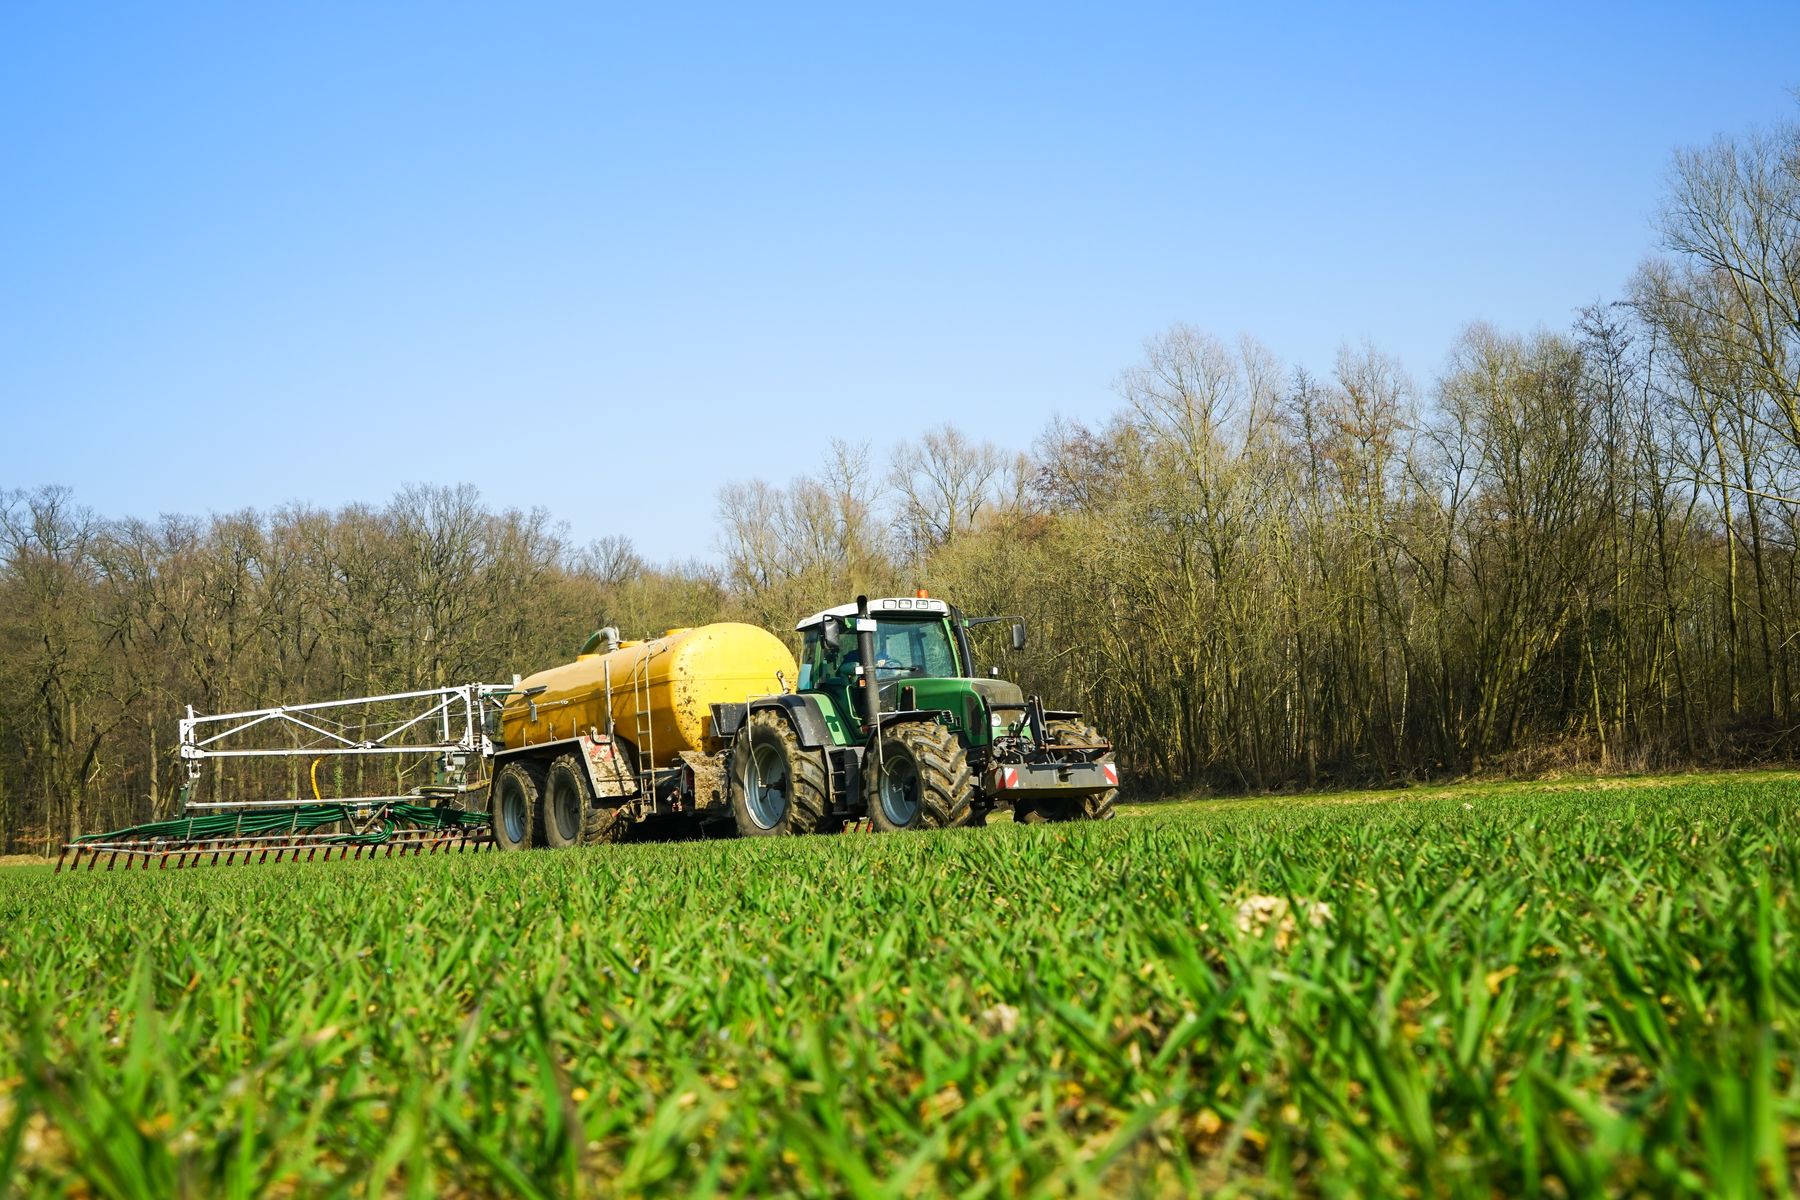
[713,595,1118,835]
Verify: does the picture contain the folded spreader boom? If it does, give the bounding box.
[57,795,494,872]
[58,683,511,873]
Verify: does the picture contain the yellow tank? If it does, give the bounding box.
[499,622,797,769]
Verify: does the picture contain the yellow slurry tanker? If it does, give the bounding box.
[490,622,798,847]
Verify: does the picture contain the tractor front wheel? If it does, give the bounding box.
[729,711,829,836]
[491,761,542,851]
[1043,719,1118,822]
[865,720,975,832]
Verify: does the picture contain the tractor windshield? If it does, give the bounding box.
[869,617,960,679]
[800,616,961,690]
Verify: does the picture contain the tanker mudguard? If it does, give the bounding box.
[492,732,635,798]
[492,736,580,763]
[713,695,834,749]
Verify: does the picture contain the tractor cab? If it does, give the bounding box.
[799,597,955,739]
[793,596,1029,748]
[798,596,959,679]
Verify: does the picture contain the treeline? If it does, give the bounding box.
[0,486,725,850]
[721,112,1800,789]
[5,111,1798,848]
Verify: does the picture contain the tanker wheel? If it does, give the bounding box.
[492,761,543,851]
[729,711,828,837]
[1045,719,1118,822]
[865,720,975,833]
[540,754,597,849]
[581,799,632,845]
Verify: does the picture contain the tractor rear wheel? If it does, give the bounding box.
[1045,719,1118,821]
[729,711,829,837]
[865,720,975,832]
[492,761,542,851]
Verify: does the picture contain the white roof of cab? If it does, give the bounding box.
[795,596,950,631]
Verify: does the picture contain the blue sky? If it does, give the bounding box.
[4,3,1797,561]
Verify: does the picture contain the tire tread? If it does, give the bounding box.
[729,711,829,836]
[492,760,543,851]
[867,720,975,832]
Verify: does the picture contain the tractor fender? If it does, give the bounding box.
[714,695,834,749]
[871,709,943,732]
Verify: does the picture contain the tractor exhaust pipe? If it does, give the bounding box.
[856,595,881,733]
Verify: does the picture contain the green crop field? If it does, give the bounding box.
[2,772,1798,1197]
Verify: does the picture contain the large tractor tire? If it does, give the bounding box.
[1044,718,1119,822]
[729,711,829,837]
[492,761,543,851]
[865,719,975,832]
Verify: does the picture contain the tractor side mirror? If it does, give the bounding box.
[821,616,843,654]
[1010,619,1028,652]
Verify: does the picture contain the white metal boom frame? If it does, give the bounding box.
[177,683,514,780]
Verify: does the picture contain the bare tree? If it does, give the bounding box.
[888,424,1004,558]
